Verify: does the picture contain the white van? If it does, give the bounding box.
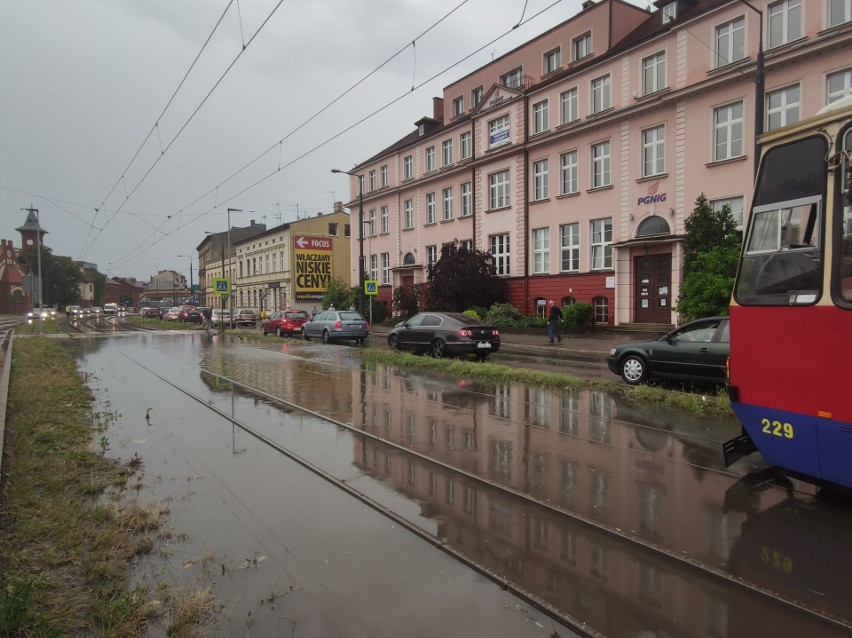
[104,303,118,315]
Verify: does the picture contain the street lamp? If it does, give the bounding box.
[331,168,364,315]
[738,0,765,176]
[178,254,193,303]
[205,230,226,332]
[227,208,241,317]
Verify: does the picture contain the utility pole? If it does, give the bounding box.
[22,207,44,333]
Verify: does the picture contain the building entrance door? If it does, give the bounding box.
[634,254,671,323]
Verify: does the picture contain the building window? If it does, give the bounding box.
[715,17,745,67]
[711,196,744,228]
[593,296,609,323]
[560,222,580,272]
[328,223,338,236]
[501,67,523,88]
[404,199,413,229]
[380,164,388,187]
[828,69,852,103]
[425,146,436,172]
[452,96,464,117]
[380,205,389,234]
[591,218,613,269]
[768,0,801,48]
[426,245,437,264]
[460,131,472,160]
[368,208,376,236]
[592,141,611,188]
[532,100,549,134]
[368,170,376,191]
[592,75,611,113]
[642,52,666,95]
[472,86,484,107]
[561,150,579,194]
[544,48,561,74]
[642,125,665,177]
[490,234,510,275]
[370,254,378,281]
[714,101,744,161]
[381,253,390,285]
[489,170,510,209]
[489,114,510,147]
[403,155,413,180]
[829,0,852,26]
[561,88,579,124]
[461,181,473,217]
[442,139,453,166]
[426,192,436,224]
[766,84,800,130]
[661,2,677,23]
[573,32,592,60]
[442,187,454,220]
[532,228,550,274]
[533,159,549,200]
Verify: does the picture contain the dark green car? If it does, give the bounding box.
[607,317,730,385]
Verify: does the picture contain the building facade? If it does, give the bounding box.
[343,0,852,325]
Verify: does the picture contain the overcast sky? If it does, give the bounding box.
[1,0,645,283]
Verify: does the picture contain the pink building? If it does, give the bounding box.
[343,0,852,326]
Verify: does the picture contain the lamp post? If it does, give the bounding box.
[331,169,364,315]
[738,0,765,176]
[206,230,226,332]
[178,254,193,303]
[226,208,241,317]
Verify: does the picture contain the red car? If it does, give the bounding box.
[262,309,310,337]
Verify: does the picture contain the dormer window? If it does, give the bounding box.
[661,2,676,23]
[501,67,523,89]
[418,123,425,136]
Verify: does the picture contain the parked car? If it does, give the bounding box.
[158,306,170,320]
[140,306,159,318]
[163,307,181,321]
[67,305,82,318]
[233,308,258,327]
[262,309,309,337]
[211,309,233,327]
[91,306,103,316]
[607,317,730,385]
[301,309,368,344]
[387,312,501,360]
[177,305,202,324]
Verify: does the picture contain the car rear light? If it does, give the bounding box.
[493,329,499,336]
[334,321,342,329]
[365,322,370,329]
[458,329,473,337]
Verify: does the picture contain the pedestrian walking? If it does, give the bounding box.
[202,306,213,330]
[547,300,563,344]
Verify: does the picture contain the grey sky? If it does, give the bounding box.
[1,0,644,283]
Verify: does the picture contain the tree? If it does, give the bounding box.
[392,283,425,318]
[425,240,508,312]
[321,276,356,310]
[677,194,741,320]
[20,246,84,307]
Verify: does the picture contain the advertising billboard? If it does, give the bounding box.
[294,235,333,301]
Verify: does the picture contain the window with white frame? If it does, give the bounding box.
[370,254,378,281]
[592,75,611,113]
[591,218,613,269]
[715,17,745,67]
[426,192,436,224]
[452,96,464,117]
[710,195,745,228]
[461,181,472,217]
[426,245,437,264]
[561,150,579,195]
[766,84,800,130]
[829,0,852,26]
[460,239,473,251]
[828,69,852,103]
[532,228,550,274]
[573,32,592,60]
[490,234,510,275]
[369,208,376,236]
[501,67,523,88]
[544,48,561,74]
[403,155,413,179]
[442,139,453,166]
[404,199,413,229]
[380,164,388,187]
[442,187,453,220]
[560,222,580,271]
[592,141,611,188]
[381,253,390,284]
[489,114,510,147]
[460,131,472,160]
[368,170,376,191]
[661,2,677,23]
[642,52,666,95]
[561,88,579,124]
[380,205,389,234]
[489,170,510,209]
[714,101,744,161]
[642,125,665,177]
[425,146,436,172]
[472,86,484,107]
[532,100,549,134]
[768,0,801,48]
[593,296,609,322]
[533,159,549,200]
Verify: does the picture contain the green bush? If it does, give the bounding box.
[562,302,593,328]
[463,309,481,319]
[485,302,522,326]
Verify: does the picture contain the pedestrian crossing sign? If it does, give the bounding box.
[364,280,378,296]
[213,278,230,295]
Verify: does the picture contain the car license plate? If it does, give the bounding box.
[477,342,491,349]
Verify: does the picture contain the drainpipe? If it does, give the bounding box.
[523,91,530,316]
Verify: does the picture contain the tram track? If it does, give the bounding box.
[120,350,852,636]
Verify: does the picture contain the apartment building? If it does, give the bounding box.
[343,0,852,325]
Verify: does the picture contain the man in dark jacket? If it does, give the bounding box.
[547,300,563,344]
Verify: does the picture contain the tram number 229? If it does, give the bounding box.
[761,418,794,439]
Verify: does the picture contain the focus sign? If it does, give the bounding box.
[294,235,333,301]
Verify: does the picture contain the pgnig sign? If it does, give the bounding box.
[294,235,332,301]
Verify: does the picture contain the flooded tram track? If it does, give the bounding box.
[120,349,852,637]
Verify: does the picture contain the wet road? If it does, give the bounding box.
[71,332,852,637]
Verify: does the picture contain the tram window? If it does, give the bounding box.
[841,201,852,303]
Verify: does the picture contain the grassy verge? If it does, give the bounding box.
[358,349,733,417]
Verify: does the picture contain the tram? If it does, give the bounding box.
[724,95,852,491]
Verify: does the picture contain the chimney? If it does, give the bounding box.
[334,201,344,214]
[433,97,444,121]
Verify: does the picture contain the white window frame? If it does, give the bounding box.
[714,101,744,161]
[501,67,523,88]
[768,0,801,48]
[442,187,454,220]
[369,254,378,281]
[489,114,510,148]
[472,86,483,107]
[403,155,413,180]
[452,96,464,117]
[532,228,550,274]
[561,150,578,195]
[404,199,413,229]
[489,170,510,209]
[591,141,611,188]
[592,75,611,113]
[532,100,549,134]
[368,208,376,236]
[710,195,745,228]
[544,48,561,74]
[591,218,613,270]
[561,87,579,124]
[642,52,666,95]
[573,32,592,60]
[381,253,390,285]
[827,69,852,103]
[490,234,510,276]
[560,222,580,272]
[460,131,472,160]
[828,0,852,26]
[766,84,800,131]
[426,245,437,264]
[715,17,745,67]
[642,125,666,177]
[380,205,389,234]
[368,170,376,191]
[426,193,436,224]
[661,2,677,23]
[425,146,436,172]
[380,165,388,187]
[533,159,549,200]
[461,181,473,217]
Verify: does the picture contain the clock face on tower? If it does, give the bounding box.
[26,239,34,246]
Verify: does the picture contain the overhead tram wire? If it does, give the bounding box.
[107,0,565,272]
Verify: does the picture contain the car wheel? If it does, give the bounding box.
[388,334,399,350]
[431,338,446,358]
[301,327,309,341]
[620,355,647,385]
[322,330,331,344]
[276,327,283,338]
